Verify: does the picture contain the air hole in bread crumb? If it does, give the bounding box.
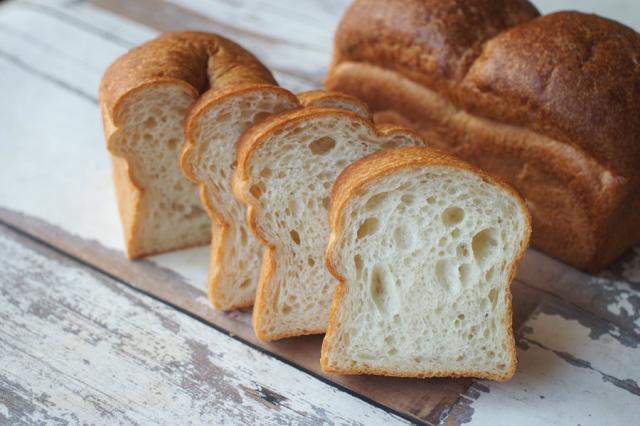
[290,229,301,245]
[250,183,265,199]
[143,133,153,142]
[442,206,464,226]
[281,304,292,315]
[488,288,498,308]
[354,255,363,273]
[400,194,415,205]
[370,265,387,313]
[322,197,330,211]
[143,117,157,129]
[239,279,251,289]
[435,259,461,295]
[240,227,248,244]
[427,196,436,204]
[309,136,336,155]
[472,228,498,266]
[307,257,315,267]
[167,138,179,149]
[365,192,388,210]
[357,217,379,239]
[260,167,272,178]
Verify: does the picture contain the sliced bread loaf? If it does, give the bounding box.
[233,110,423,340]
[100,31,282,259]
[322,147,531,380]
[182,90,369,310]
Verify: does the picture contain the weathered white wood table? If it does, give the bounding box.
[1,0,639,424]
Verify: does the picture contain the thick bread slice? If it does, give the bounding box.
[233,109,423,340]
[183,89,370,310]
[100,31,279,258]
[322,147,531,381]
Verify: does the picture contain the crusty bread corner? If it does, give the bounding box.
[100,31,280,259]
[326,1,640,272]
[232,109,424,341]
[321,147,531,380]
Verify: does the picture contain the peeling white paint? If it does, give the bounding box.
[467,308,640,426]
[0,232,408,425]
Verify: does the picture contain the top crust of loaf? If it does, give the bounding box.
[100,31,278,125]
[332,4,640,178]
[297,90,371,118]
[461,12,640,177]
[332,0,539,91]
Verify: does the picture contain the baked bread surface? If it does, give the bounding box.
[100,31,280,259]
[327,1,640,271]
[322,147,531,380]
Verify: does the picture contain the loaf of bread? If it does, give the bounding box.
[322,147,531,380]
[182,88,370,310]
[233,108,423,340]
[326,0,640,272]
[100,31,285,259]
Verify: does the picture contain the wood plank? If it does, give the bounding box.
[0,223,409,425]
[444,301,640,425]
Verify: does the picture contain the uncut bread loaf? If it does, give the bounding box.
[322,147,531,380]
[233,108,423,341]
[100,31,284,259]
[326,0,640,272]
[182,89,369,310]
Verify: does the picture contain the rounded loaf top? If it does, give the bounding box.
[332,0,540,91]
[461,11,640,177]
[100,31,277,119]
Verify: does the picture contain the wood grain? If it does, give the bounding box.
[445,301,640,425]
[0,223,408,425]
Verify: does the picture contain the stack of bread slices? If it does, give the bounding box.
[101,31,531,380]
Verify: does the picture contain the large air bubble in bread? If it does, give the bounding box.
[322,149,530,380]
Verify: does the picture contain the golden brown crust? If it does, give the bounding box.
[327,4,640,271]
[321,147,531,380]
[100,31,281,259]
[460,12,640,178]
[233,109,424,341]
[297,90,371,118]
[332,0,539,95]
[100,31,277,125]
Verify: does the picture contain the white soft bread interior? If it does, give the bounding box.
[183,90,372,311]
[322,147,531,380]
[234,109,423,341]
[182,88,300,310]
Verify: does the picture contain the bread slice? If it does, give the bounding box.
[321,147,531,380]
[100,31,281,259]
[233,109,424,340]
[182,89,370,310]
